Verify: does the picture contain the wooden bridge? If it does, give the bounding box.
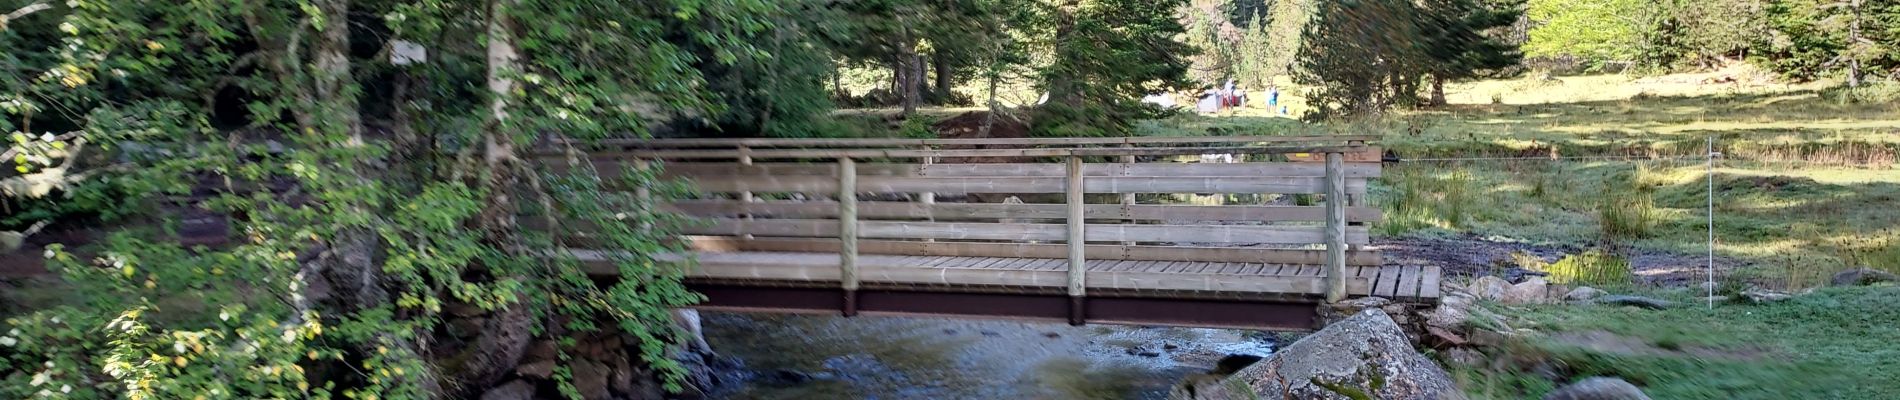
[569,135,1439,331]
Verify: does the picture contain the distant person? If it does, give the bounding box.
[1223,79,1238,109]
[1268,84,1280,109]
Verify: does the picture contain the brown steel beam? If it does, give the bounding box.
[683,283,1320,331]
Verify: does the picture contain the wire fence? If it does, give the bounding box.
[1378,136,1900,303]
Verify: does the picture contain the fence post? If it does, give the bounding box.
[1121,144,1136,247]
[839,157,860,316]
[739,145,754,239]
[1324,151,1347,303]
[1066,155,1088,325]
[921,147,936,243]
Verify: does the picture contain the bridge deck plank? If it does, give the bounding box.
[1374,266,1401,298]
[1397,265,1424,301]
[1419,266,1442,299]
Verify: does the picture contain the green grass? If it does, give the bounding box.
[1453,286,1900,399]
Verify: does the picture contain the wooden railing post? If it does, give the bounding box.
[739,146,754,239]
[1066,155,1087,325]
[1120,144,1136,246]
[920,147,936,243]
[633,159,652,231]
[839,157,860,316]
[1323,151,1347,303]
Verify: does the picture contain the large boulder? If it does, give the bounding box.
[1501,277,1554,304]
[478,380,536,400]
[1469,276,1510,301]
[1542,377,1651,400]
[1564,286,1606,302]
[1174,310,1465,400]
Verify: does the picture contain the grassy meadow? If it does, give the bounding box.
[845,67,1900,399]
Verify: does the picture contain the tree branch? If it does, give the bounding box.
[0,2,54,31]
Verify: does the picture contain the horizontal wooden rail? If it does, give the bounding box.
[685,175,1369,195]
[684,236,1385,266]
[667,200,1384,223]
[591,145,1372,160]
[646,162,1384,179]
[678,219,1371,244]
[568,134,1382,149]
[571,250,1381,296]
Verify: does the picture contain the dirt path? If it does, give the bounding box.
[1374,234,1745,286]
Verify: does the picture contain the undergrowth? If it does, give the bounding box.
[1455,287,1900,399]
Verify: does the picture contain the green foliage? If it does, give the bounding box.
[1598,187,1660,239]
[0,0,778,397]
[1033,0,1196,137]
[1374,168,1477,236]
[1524,0,1660,65]
[1758,0,1900,83]
[1295,0,1427,118]
[1417,0,1524,82]
[1537,250,1634,286]
[1459,287,1900,399]
[691,1,838,138]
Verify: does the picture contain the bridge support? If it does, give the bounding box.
[839,157,860,316]
[682,283,1322,331]
[1323,152,1348,303]
[1066,155,1087,325]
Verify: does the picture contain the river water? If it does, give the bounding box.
[701,312,1279,399]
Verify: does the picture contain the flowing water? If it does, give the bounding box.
[702,312,1279,399]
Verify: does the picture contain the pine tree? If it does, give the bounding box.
[1295,0,1426,118]
[1418,0,1525,105]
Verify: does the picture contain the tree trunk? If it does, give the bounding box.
[1430,75,1447,106]
[303,0,447,396]
[913,52,926,103]
[898,32,920,117]
[1048,1,1081,107]
[443,0,536,396]
[832,63,844,98]
[1847,0,1862,88]
[934,54,954,104]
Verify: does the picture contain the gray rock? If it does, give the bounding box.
[522,340,559,362]
[514,360,556,379]
[1542,377,1652,400]
[1425,298,1473,330]
[1502,277,1553,304]
[1339,296,1393,309]
[1596,295,1674,310]
[1442,348,1485,367]
[571,360,612,400]
[479,380,536,400]
[1565,286,1607,301]
[1174,310,1466,400]
[1741,289,1793,303]
[1469,276,1511,301]
[1830,268,1898,287]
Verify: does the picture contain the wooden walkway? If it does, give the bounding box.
[598,251,1440,302]
[562,135,1439,330]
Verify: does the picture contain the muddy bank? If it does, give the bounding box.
[701,313,1281,399]
[1374,234,1744,285]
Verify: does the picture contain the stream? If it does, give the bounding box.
[701,312,1281,399]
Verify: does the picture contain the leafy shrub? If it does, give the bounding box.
[1541,250,1633,286]
[1598,188,1659,239]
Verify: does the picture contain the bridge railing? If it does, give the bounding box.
[554,135,1382,319]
